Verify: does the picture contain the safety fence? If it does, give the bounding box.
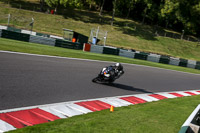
[83,43,200,70]
[0,25,83,50]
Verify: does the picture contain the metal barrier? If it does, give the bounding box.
[179,104,200,133]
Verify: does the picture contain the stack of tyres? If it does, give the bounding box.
[55,39,83,50]
[195,61,200,70]
[0,29,2,38]
[159,55,170,64]
[169,57,180,66]
[134,52,149,60]
[29,35,55,46]
[179,58,188,67]
[1,30,30,42]
[103,47,119,55]
[90,45,104,54]
[119,49,135,58]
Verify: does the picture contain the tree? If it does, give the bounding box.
[45,0,60,13]
[160,0,179,28]
[40,0,45,11]
[99,0,105,16]
[126,0,138,19]
[111,0,117,26]
[141,0,152,24]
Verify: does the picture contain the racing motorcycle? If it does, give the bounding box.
[92,66,124,83]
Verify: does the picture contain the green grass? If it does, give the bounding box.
[8,95,200,133]
[0,1,200,61]
[0,38,200,74]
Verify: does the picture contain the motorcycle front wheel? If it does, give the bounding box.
[92,77,98,82]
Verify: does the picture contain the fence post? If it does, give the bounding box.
[7,14,10,26]
[30,18,34,34]
[181,30,184,40]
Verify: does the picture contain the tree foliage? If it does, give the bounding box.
[44,0,200,35]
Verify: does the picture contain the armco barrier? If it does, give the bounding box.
[103,46,119,55]
[187,60,196,69]
[179,104,200,133]
[29,35,56,46]
[50,35,64,40]
[179,58,188,67]
[147,54,160,63]
[159,55,170,64]
[119,49,135,58]
[1,30,30,42]
[169,57,180,66]
[90,45,104,54]
[21,30,36,36]
[55,39,83,50]
[36,32,50,38]
[0,25,7,30]
[134,52,149,60]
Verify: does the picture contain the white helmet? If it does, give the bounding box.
[115,63,123,71]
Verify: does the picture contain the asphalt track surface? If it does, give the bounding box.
[0,51,200,110]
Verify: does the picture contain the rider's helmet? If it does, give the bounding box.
[115,63,123,71]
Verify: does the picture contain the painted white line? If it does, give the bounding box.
[155,92,177,98]
[189,90,200,95]
[0,119,16,133]
[133,94,159,102]
[99,97,132,107]
[176,92,192,96]
[46,104,83,117]
[39,106,67,118]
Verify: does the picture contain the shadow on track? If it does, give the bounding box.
[100,82,153,93]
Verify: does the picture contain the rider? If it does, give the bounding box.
[107,63,124,81]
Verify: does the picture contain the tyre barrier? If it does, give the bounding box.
[119,49,135,58]
[169,57,180,66]
[134,52,149,60]
[83,43,200,70]
[159,55,170,64]
[29,35,56,46]
[147,54,161,63]
[90,44,104,54]
[1,30,30,42]
[179,58,188,67]
[103,46,119,55]
[55,39,83,50]
[0,25,84,50]
[187,60,196,69]
[0,29,2,38]
[0,24,199,70]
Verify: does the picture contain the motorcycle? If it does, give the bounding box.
[92,66,124,83]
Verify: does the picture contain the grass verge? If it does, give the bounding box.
[0,1,200,61]
[0,38,200,74]
[8,95,200,133]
